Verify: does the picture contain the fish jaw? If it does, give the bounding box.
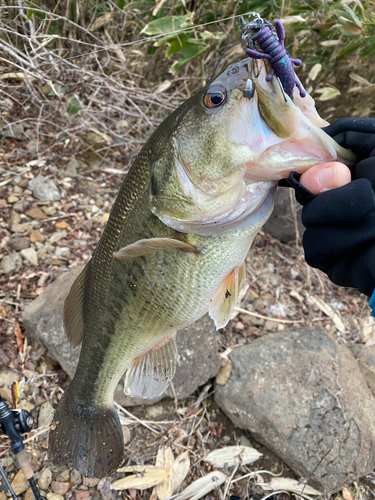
[226,64,356,181]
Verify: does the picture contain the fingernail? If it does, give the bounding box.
[318,166,337,191]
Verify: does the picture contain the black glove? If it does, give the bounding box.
[288,117,375,297]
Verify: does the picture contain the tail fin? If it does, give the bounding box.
[48,388,123,478]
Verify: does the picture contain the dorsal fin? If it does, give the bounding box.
[113,236,197,261]
[209,262,246,330]
[124,333,177,399]
[64,265,88,347]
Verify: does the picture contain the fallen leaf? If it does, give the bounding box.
[261,478,321,496]
[306,295,345,333]
[112,467,168,491]
[203,445,262,468]
[172,452,190,494]
[155,446,174,500]
[14,323,25,351]
[173,471,227,500]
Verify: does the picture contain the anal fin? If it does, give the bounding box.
[124,333,178,399]
[114,236,197,261]
[209,262,246,330]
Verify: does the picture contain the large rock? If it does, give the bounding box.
[264,186,304,243]
[350,344,375,396]
[215,327,375,492]
[23,268,221,406]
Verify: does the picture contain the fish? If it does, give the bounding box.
[48,58,355,478]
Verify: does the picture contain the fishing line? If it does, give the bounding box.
[2,8,260,63]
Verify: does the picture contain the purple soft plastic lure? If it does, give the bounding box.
[240,14,306,99]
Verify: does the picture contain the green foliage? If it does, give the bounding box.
[2,0,374,78]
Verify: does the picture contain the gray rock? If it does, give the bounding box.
[28,175,61,202]
[215,328,375,492]
[55,246,70,257]
[64,158,79,177]
[8,236,30,251]
[0,253,22,273]
[20,247,38,266]
[350,344,375,396]
[23,268,221,406]
[264,186,304,243]
[23,267,82,377]
[38,401,54,429]
[38,467,52,491]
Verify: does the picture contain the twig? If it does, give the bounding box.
[114,401,160,435]
[234,307,304,324]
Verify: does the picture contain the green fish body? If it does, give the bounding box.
[48,59,355,477]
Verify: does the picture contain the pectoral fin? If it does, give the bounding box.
[209,262,246,330]
[124,333,178,399]
[114,237,197,261]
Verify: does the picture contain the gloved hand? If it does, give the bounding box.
[288,117,375,297]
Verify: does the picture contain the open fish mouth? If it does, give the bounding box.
[151,57,356,236]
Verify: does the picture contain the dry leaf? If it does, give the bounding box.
[112,467,168,491]
[173,471,227,500]
[306,296,345,333]
[349,73,372,86]
[14,323,25,351]
[203,445,262,468]
[308,63,322,82]
[216,360,232,385]
[279,15,305,25]
[359,315,375,345]
[172,452,190,494]
[155,80,172,94]
[342,487,354,500]
[155,446,174,500]
[262,478,321,496]
[320,40,340,47]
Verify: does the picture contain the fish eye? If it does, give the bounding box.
[203,90,226,109]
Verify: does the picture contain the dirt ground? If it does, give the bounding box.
[1,47,375,500]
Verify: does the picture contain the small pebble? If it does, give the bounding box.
[11,469,28,495]
[0,456,14,467]
[20,247,38,266]
[26,207,46,220]
[56,469,70,482]
[0,253,21,273]
[83,477,99,487]
[30,229,45,243]
[7,194,19,203]
[71,469,82,486]
[55,247,70,257]
[47,493,64,500]
[38,467,52,490]
[25,487,35,500]
[9,236,30,251]
[51,481,70,495]
[55,221,69,229]
[75,491,91,500]
[18,399,35,412]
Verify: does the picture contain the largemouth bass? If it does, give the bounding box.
[48,58,355,477]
